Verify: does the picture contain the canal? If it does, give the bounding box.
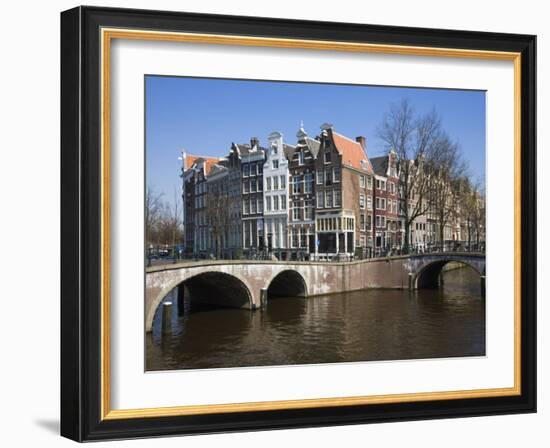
[146,265,485,371]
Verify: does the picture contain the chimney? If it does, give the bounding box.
[250,137,260,148]
[355,136,366,150]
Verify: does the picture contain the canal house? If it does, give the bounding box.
[313,124,373,260]
[263,131,291,258]
[237,138,266,254]
[181,154,221,256]
[370,149,401,254]
[285,123,320,260]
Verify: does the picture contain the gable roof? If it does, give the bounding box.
[369,156,388,177]
[185,154,221,175]
[305,137,321,157]
[282,143,297,159]
[331,132,373,173]
[232,143,267,157]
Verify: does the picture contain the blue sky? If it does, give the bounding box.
[146,76,485,205]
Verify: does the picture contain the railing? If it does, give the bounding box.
[146,241,485,266]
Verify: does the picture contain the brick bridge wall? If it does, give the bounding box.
[145,253,485,332]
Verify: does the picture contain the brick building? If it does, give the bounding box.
[313,124,373,259]
[181,154,220,255]
[237,138,266,253]
[370,149,401,255]
[285,124,320,259]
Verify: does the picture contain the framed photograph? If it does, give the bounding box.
[60,6,536,441]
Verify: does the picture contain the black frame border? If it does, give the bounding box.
[61,6,536,442]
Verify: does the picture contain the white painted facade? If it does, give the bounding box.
[263,132,289,250]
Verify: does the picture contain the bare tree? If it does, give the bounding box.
[145,186,163,246]
[426,134,467,246]
[471,186,486,248]
[458,177,485,250]
[206,184,230,259]
[377,99,442,252]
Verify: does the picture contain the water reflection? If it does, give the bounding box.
[146,266,485,371]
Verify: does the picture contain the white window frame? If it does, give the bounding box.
[317,191,324,208]
[325,190,333,208]
[316,170,323,185]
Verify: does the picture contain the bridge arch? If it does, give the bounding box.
[267,269,308,298]
[146,270,254,332]
[414,258,483,289]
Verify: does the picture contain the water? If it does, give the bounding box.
[146,266,485,371]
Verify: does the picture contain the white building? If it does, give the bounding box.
[263,131,290,253]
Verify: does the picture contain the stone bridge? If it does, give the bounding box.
[145,252,485,332]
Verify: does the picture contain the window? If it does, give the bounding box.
[367,176,372,189]
[272,160,279,169]
[293,175,301,194]
[243,181,249,194]
[281,195,286,209]
[359,175,365,188]
[298,151,305,165]
[273,195,279,211]
[367,196,372,210]
[250,179,257,192]
[304,199,314,220]
[376,179,386,191]
[360,214,365,230]
[273,175,279,190]
[333,167,341,183]
[300,231,307,248]
[317,191,324,208]
[243,199,249,214]
[266,177,271,191]
[251,199,256,214]
[291,228,298,248]
[334,190,341,207]
[292,201,301,220]
[305,173,313,193]
[367,215,372,230]
[376,197,386,210]
[258,163,263,175]
[258,199,263,213]
[325,168,332,186]
[243,164,249,177]
[257,177,263,191]
[316,170,323,185]
[326,190,333,208]
[265,196,272,212]
[324,150,331,163]
[280,175,286,189]
[360,194,365,209]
